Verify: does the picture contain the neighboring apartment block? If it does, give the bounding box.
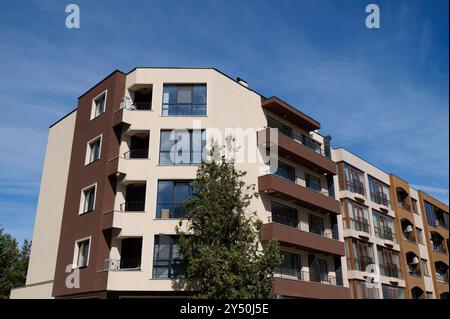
[10,67,350,299]
[332,148,449,299]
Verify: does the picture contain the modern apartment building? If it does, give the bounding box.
[10,67,350,299]
[332,148,449,299]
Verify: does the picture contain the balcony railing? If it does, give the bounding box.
[432,243,448,255]
[102,258,141,271]
[408,267,421,277]
[267,216,340,240]
[374,226,396,242]
[120,201,145,212]
[402,231,416,243]
[275,268,342,286]
[370,191,390,207]
[380,263,402,278]
[123,149,149,159]
[349,218,371,234]
[346,179,365,196]
[291,133,329,158]
[398,201,411,212]
[436,272,449,283]
[350,256,374,272]
[132,101,152,110]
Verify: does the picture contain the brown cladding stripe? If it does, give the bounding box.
[52,71,126,297]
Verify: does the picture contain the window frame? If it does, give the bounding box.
[91,90,107,120]
[158,129,206,165]
[162,84,207,116]
[156,180,193,219]
[152,235,186,279]
[85,134,102,165]
[73,236,91,269]
[80,183,97,215]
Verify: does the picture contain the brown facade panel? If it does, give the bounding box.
[261,223,345,256]
[257,128,337,175]
[52,71,126,297]
[258,174,341,215]
[273,277,350,299]
[262,97,320,132]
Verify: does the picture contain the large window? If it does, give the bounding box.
[274,161,295,182]
[377,247,401,278]
[382,284,405,299]
[346,200,370,233]
[159,130,206,165]
[267,117,292,137]
[162,84,206,116]
[306,173,321,192]
[86,136,101,164]
[75,238,90,268]
[271,202,298,228]
[372,210,396,242]
[368,176,390,207]
[152,235,185,278]
[347,238,373,271]
[278,251,300,277]
[343,163,365,196]
[156,181,193,218]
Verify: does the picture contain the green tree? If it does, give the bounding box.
[0,228,31,299]
[176,145,282,299]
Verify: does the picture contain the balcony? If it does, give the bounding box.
[380,263,402,279]
[257,128,337,175]
[262,97,321,132]
[346,179,365,197]
[349,256,374,272]
[121,183,146,212]
[260,222,345,256]
[273,270,349,299]
[371,191,391,207]
[374,226,396,242]
[123,149,149,159]
[348,218,371,234]
[258,174,340,215]
[398,201,411,212]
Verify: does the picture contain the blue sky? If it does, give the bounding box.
[0,0,448,243]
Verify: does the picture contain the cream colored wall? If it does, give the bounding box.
[10,111,76,299]
[107,68,268,291]
[332,148,404,298]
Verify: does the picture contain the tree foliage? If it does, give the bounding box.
[176,144,282,299]
[0,228,30,299]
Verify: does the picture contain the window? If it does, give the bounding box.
[424,201,437,227]
[156,181,193,218]
[352,280,379,299]
[377,247,401,278]
[162,84,206,116]
[344,164,365,195]
[372,210,396,242]
[81,185,96,214]
[159,130,206,165]
[416,228,423,244]
[421,259,429,276]
[267,117,292,138]
[309,214,324,236]
[278,251,300,277]
[75,238,90,268]
[92,92,106,118]
[87,136,101,164]
[274,161,295,182]
[348,239,373,271]
[346,200,370,233]
[306,173,321,192]
[152,235,185,278]
[368,176,390,206]
[382,284,405,299]
[308,255,329,283]
[271,202,298,228]
[411,198,419,214]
